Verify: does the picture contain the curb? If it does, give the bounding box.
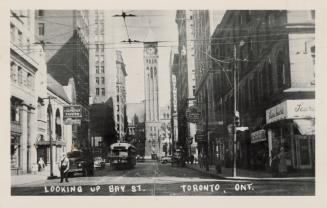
[185,165,315,182]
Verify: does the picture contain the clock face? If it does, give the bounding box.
[146,47,155,55]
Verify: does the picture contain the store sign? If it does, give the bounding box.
[195,131,205,142]
[186,105,200,123]
[63,105,83,119]
[251,129,267,144]
[63,118,81,125]
[266,99,314,124]
[266,101,287,124]
[287,99,315,119]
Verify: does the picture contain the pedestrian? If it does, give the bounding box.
[190,154,194,164]
[278,147,287,177]
[271,148,279,177]
[38,157,45,171]
[58,153,70,183]
[199,152,203,168]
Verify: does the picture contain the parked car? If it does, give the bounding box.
[136,155,145,162]
[67,150,94,177]
[94,157,106,169]
[161,155,172,164]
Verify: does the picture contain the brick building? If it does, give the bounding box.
[211,10,315,173]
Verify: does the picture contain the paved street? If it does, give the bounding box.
[12,160,315,196]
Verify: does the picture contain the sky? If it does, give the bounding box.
[107,10,178,107]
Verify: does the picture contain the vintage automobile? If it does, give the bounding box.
[67,150,94,177]
[160,155,172,164]
[171,149,185,167]
[94,157,106,169]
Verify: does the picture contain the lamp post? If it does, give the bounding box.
[42,96,57,179]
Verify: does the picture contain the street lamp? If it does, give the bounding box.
[41,96,57,179]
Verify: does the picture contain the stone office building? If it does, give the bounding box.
[10,10,47,175]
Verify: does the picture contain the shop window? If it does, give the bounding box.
[11,101,20,122]
[11,135,20,168]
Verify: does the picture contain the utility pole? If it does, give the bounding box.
[42,96,57,179]
[233,44,238,178]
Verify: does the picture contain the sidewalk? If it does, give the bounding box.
[186,163,315,181]
[11,166,60,186]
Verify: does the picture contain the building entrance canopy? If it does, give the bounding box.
[293,119,315,135]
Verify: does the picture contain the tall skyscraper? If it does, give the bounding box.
[143,29,160,158]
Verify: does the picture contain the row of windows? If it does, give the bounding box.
[95,76,105,85]
[146,59,157,64]
[95,44,104,53]
[10,61,34,90]
[95,66,105,74]
[95,88,105,96]
[162,113,170,119]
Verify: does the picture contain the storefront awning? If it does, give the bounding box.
[293,119,315,135]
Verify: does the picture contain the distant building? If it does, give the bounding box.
[175,10,197,157]
[169,49,179,153]
[192,10,223,166]
[115,50,128,141]
[89,10,127,143]
[126,102,146,156]
[159,105,171,156]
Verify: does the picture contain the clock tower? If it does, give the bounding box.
[143,29,160,158]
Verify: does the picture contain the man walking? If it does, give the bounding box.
[58,153,70,183]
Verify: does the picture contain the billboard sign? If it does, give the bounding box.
[186,105,200,123]
[63,105,83,119]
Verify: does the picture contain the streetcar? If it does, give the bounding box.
[108,142,136,169]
